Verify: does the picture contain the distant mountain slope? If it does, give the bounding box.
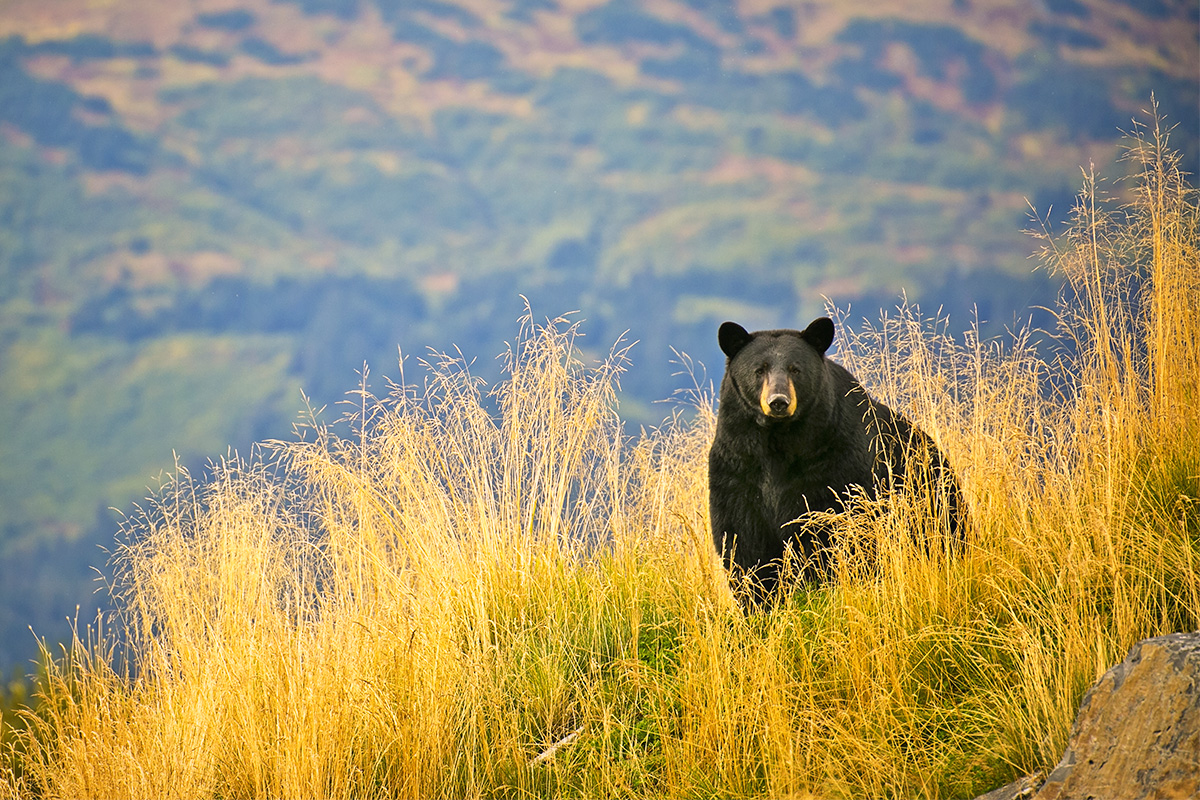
[0,0,1196,665]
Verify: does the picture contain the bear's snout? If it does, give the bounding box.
[758,373,797,418]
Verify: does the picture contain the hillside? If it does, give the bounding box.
[0,0,1196,667]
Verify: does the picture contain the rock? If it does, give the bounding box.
[1032,632,1200,800]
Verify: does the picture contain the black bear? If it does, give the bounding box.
[708,317,965,603]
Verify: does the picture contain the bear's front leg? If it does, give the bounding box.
[709,481,786,607]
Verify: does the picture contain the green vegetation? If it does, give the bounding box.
[0,328,299,545]
[1,127,1195,799]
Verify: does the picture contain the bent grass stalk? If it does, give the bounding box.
[3,121,1197,799]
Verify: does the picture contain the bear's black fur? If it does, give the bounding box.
[708,317,965,603]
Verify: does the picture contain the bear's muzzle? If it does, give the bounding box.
[759,373,797,418]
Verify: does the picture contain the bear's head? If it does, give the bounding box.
[718,318,835,424]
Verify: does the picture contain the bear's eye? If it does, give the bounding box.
[788,365,801,375]
[755,364,768,377]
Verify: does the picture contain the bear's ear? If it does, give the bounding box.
[718,321,753,358]
[800,317,835,355]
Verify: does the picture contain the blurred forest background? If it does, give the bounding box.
[0,0,1196,671]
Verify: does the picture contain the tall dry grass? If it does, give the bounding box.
[3,122,1197,799]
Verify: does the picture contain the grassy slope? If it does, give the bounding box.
[2,128,1196,799]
